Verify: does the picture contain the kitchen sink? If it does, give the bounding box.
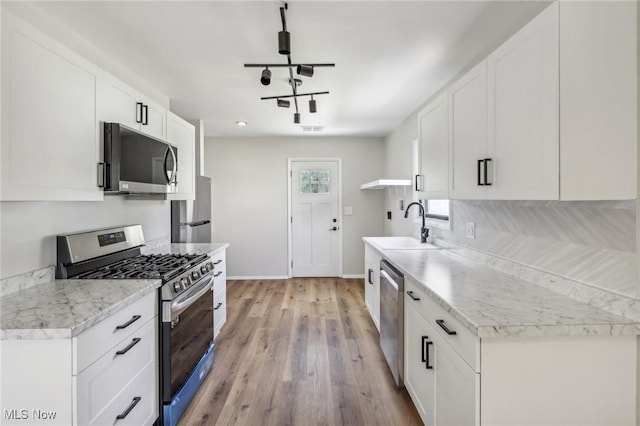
[365,237,440,251]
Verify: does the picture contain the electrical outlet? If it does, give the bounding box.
[465,222,476,239]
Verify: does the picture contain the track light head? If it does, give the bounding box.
[261,67,271,86]
[294,112,300,124]
[309,97,317,113]
[297,64,314,77]
[277,99,290,108]
[278,31,291,55]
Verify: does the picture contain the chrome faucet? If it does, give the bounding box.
[404,202,429,243]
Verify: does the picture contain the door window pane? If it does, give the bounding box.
[300,170,330,194]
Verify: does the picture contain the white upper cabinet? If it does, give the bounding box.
[98,75,167,140]
[1,12,103,201]
[486,2,559,200]
[448,61,488,200]
[166,112,196,200]
[416,92,449,200]
[559,1,637,200]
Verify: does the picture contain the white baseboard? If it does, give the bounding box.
[342,274,365,279]
[227,276,289,281]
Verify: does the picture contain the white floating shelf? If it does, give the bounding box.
[360,179,412,190]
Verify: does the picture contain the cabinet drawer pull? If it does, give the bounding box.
[367,268,373,285]
[213,259,223,265]
[214,271,223,277]
[115,337,141,356]
[477,159,484,186]
[415,174,422,192]
[436,319,457,335]
[406,290,420,301]
[135,102,143,124]
[116,396,141,420]
[484,158,492,186]
[422,336,433,370]
[115,315,141,330]
[214,302,223,310]
[142,104,149,125]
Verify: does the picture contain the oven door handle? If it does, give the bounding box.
[170,274,214,319]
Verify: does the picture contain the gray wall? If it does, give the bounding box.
[0,197,169,278]
[204,136,385,278]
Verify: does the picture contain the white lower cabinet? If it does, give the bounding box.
[212,250,227,339]
[364,244,381,331]
[403,275,637,426]
[0,292,158,426]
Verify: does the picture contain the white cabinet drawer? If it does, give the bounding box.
[76,318,157,425]
[74,292,156,374]
[213,285,226,338]
[405,278,479,372]
[78,356,158,426]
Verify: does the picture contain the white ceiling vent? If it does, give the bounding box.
[301,125,324,132]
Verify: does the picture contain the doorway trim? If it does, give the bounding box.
[287,158,343,278]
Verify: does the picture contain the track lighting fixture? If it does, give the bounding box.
[309,95,317,113]
[260,67,271,86]
[244,2,335,125]
[297,64,314,77]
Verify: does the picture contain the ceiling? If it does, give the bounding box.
[24,1,548,138]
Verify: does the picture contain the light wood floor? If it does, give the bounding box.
[179,278,422,426]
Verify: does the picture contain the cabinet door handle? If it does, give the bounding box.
[415,174,422,192]
[406,290,420,301]
[136,102,143,124]
[436,319,457,335]
[367,269,373,285]
[116,396,141,420]
[115,337,141,356]
[422,336,433,369]
[214,271,223,277]
[484,158,492,186]
[142,104,149,125]
[214,302,223,310]
[115,314,141,330]
[213,259,223,265]
[477,159,484,186]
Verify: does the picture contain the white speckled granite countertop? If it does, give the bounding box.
[0,279,160,340]
[142,242,229,256]
[363,238,640,338]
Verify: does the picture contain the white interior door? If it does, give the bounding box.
[290,160,341,277]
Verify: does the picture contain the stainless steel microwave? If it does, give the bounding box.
[103,122,177,194]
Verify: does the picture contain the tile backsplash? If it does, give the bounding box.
[433,200,638,299]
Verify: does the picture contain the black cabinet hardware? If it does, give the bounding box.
[115,337,141,356]
[115,315,141,330]
[97,162,105,188]
[214,271,223,277]
[406,290,420,301]
[136,102,143,124]
[214,302,223,310]
[213,260,223,265]
[368,269,373,285]
[116,396,141,420]
[422,336,433,369]
[142,104,149,125]
[477,159,484,186]
[415,174,421,191]
[436,319,457,335]
[484,158,492,186]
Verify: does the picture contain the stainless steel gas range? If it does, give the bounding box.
[56,225,217,426]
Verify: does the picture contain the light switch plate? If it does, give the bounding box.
[344,206,353,216]
[465,222,475,239]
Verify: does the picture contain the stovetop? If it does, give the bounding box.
[73,253,209,281]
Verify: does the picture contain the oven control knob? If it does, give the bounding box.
[206,262,214,272]
[173,281,181,292]
[192,271,200,280]
[200,266,208,274]
[181,277,190,288]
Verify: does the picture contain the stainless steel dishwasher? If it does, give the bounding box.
[379,259,404,388]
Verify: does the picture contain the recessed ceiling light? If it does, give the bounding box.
[235,120,248,127]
